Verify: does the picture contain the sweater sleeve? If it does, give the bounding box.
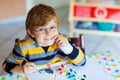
[66,38,86,66]
[2,42,24,73]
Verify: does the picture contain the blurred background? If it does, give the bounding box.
[1,0,120,75]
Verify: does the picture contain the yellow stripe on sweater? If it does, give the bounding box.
[22,47,45,55]
[16,40,32,47]
[69,50,84,65]
[48,44,59,52]
[2,64,6,71]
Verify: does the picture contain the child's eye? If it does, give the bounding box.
[34,28,45,33]
[50,26,56,29]
[38,28,44,31]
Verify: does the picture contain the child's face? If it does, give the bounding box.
[29,20,59,46]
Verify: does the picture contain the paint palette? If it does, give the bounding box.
[88,51,120,80]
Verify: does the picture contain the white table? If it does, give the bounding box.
[0,52,117,80]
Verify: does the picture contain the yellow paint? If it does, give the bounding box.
[108,54,112,57]
[24,77,28,80]
[117,75,120,79]
[112,64,117,68]
[94,56,99,59]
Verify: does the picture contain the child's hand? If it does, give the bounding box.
[53,35,73,54]
[53,35,69,47]
[23,62,37,74]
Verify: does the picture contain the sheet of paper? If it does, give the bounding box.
[25,58,115,80]
[71,58,115,80]
[26,71,67,80]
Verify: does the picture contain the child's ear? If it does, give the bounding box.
[27,29,35,38]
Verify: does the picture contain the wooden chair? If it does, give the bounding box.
[70,34,85,53]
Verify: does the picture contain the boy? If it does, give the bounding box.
[2,3,86,74]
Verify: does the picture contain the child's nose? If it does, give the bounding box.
[45,29,51,35]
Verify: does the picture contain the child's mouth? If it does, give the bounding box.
[44,38,53,41]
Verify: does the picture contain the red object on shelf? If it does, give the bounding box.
[73,4,120,22]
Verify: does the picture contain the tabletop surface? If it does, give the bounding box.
[0,51,119,80]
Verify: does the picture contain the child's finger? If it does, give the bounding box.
[55,37,61,42]
[29,62,37,69]
[25,62,37,70]
[24,62,37,74]
[52,35,59,41]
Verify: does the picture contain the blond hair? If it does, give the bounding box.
[26,4,60,31]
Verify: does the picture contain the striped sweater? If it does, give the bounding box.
[2,35,86,73]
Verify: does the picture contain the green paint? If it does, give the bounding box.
[1,76,6,80]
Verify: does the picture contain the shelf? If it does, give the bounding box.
[69,20,120,37]
[69,0,120,37]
